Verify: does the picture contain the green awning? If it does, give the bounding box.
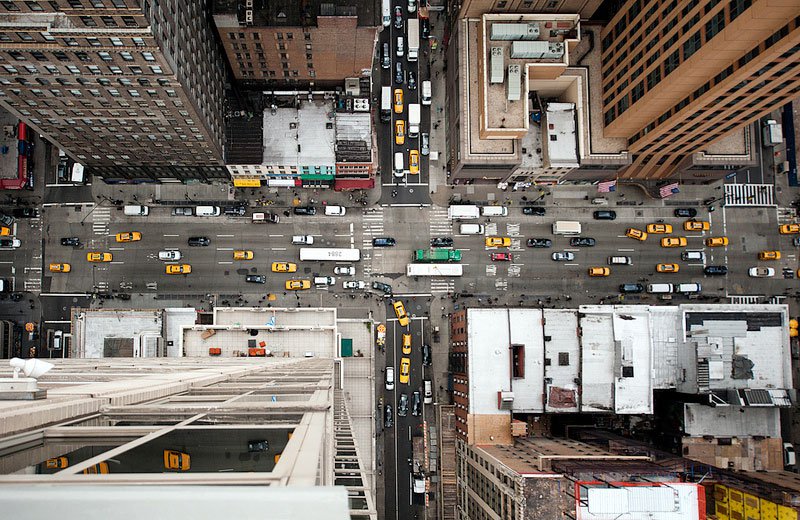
[300,173,335,180]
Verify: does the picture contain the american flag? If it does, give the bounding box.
[597,180,616,193]
[659,182,680,198]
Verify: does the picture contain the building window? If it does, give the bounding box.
[2,1,20,10]
[683,30,701,60]
[511,344,525,378]
[80,16,97,27]
[705,11,725,40]
[101,16,117,27]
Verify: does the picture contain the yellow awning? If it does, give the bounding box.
[233,178,262,187]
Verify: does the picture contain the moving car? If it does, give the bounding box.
[411,391,422,416]
[334,265,355,276]
[373,237,396,247]
[758,250,781,260]
[171,207,193,216]
[246,274,266,284]
[166,264,191,274]
[393,300,410,327]
[399,357,410,384]
[526,238,552,248]
[272,262,297,273]
[552,252,575,261]
[522,206,546,216]
[188,236,210,247]
[395,62,404,84]
[681,251,705,261]
[393,5,403,28]
[324,205,346,216]
[394,88,404,113]
[749,267,775,278]
[402,333,412,354]
[625,228,647,241]
[656,263,680,273]
[407,70,417,90]
[608,256,632,265]
[779,223,800,234]
[409,150,419,174]
[313,276,335,287]
[491,252,512,261]
[588,267,610,277]
[704,265,728,276]
[646,223,672,234]
[45,457,69,469]
[292,206,316,216]
[286,279,311,290]
[385,367,394,391]
[158,250,182,261]
[661,237,687,247]
[343,280,367,290]
[61,237,80,247]
[619,283,644,293]
[234,250,254,260]
[485,236,511,248]
[291,235,314,245]
[570,237,596,247]
[684,220,710,231]
[593,210,616,220]
[398,393,409,417]
[163,450,191,471]
[86,251,112,262]
[384,404,394,428]
[395,120,405,145]
[431,237,453,248]
[115,231,142,242]
[674,208,698,218]
[0,238,21,249]
[372,281,393,296]
[49,263,71,273]
[0,226,10,236]
[705,236,729,247]
[0,213,12,226]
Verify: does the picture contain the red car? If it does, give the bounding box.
[491,252,513,262]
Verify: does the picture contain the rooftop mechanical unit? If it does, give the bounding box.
[511,40,549,59]
[541,42,565,59]
[490,23,539,41]
[507,65,521,101]
[490,47,504,84]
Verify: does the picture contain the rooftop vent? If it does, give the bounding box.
[490,47,504,84]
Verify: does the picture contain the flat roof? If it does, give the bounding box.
[544,103,579,167]
[213,0,375,27]
[683,404,781,437]
[262,102,336,166]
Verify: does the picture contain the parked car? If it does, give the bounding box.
[431,237,453,248]
[674,207,698,218]
[293,206,316,216]
[398,393,409,417]
[166,264,191,275]
[245,275,266,284]
[373,237,396,247]
[0,238,21,249]
[188,236,210,247]
[291,235,314,245]
[384,404,394,428]
[411,391,422,416]
[334,265,355,276]
[343,280,367,290]
[552,252,575,261]
[393,6,403,28]
[526,238,552,248]
[61,237,81,247]
[407,70,417,90]
[420,133,430,156]
[491,252,512,261]
[522,206,546,216]
[619,283,644,293]
[372,281,393,295]
[223,205,246,216]
[12,208,38,218]
[569,237,596,247]
[592,210,616,220]
[172,207,194,216]
[422,344,432,366]
[704,265,728,276]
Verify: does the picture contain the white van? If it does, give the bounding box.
[681,251,705,262]
[292,235,314,245]
[394,152,405,177]
[325,205,346,216]
[676,283,702,293]
[52,330,63,350]
[459,224,485,235]
[647,283,674,294]
[196,205,221,217]
[421,80,432,105]
[314,276,336,286]
[423,380,432,404]
[396,36,404,57]
[481,206,508,217]
[608,256,632,265]
[123,205,149,216]
[385,367,395,391]
[552,221,582,235]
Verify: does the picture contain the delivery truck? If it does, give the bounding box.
[447,205,480,220]
[408,103,420,138]
[407,264,463,276]
[552,221,582,235]
[380,86,391,124]
[407,18,419,61]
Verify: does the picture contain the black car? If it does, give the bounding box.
[431,237,453,248]
[372,237,396,247]
[411,392,421,416]
[223,205,246,216]
[0,213,12,226]
[372,281,393,296]
[393,6,403,28]
[398,393,409,417]
[421,18,430,39]
[60,237,80,247]
[245,275,266,284]
[395,62,404,85]
[422,344,432,366]
[188,236,210,247]
[593,210,616,220]
[569,237,596,247]
[619,283,644,293]
[704,265,728,276]
[526,238,552,248]
[12,208,38,218]
[407,70,417,90]
[384,404,394,428]
[794,237,800,247]
[674,207,698,218]
[293,206,316,216]
[522,206,546,216]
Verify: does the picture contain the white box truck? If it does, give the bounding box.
[382,0,390,26]
[763,119,783,146]
[408,103,420,138]
[552,221,582,235]
[380,86,391,124]
[407,19,419,61]
[448,205,480,220]
[421,80,432,105]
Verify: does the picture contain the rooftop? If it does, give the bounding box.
[263,101,336,166]
[213,0,376,28]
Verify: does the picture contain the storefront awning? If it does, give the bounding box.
[334,178,375,191]
[300,173,335,181]
[233,178,262,187]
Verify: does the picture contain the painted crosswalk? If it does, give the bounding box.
[430,279,454,294]
[361,208,384,248]
[429,208,452,236]
[728,295,764,305]
[724,183,774,207]
[506,223,521,237]
[92,206,112,236]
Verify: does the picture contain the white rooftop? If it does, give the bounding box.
[544,102,579,167]
[262,101,336,166]
[581,483,702,520]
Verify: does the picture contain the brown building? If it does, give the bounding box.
[0,0,229,182]
[213,0,380,88]
[454,0,601,21]
[600,0,800,179]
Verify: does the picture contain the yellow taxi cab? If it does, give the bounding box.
[49,263,71,273]
[286,279,311,290]
[82,462,109,474]
[625,228,648,241]
[163,449,191,471]
[395,120,405,145]
[0,226,10,236]
[661,237,687,248]
[705,236,729,247]
[86,252,112,262]
[402,333,412,355]
[779,223,800,234]
[166,264,191,274]
[485,236,511,248]
[409,150,419,174]
[588,267,610,277]
[233,250,254,260]
[393,300,410,327]
[394,88,403,114]
[758,250,781,260]
[656,263,680,273]
[646,223,672,234]
[684,220,710,231]
[45,456,69,469]
[115,231,142,242]
[399,357,410,384]
[272,262,297,273]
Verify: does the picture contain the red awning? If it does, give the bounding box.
[334,178,374,191]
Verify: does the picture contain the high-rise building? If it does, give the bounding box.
[0,1,229,182]
[600,0,800,179]
[212,0,380,88]
[452,0,601,21]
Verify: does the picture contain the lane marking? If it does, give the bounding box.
[217,234,234,238]
[110,261,124,264]
[216,247,233,251]
[164,234,180,237]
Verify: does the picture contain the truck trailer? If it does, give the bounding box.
[407,18,419,61]
[407,263,463,276]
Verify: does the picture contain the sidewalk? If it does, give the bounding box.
[426,11,449,201]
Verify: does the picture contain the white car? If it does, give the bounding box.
[748,267,775,277]
[158,250,182,261]
[324,205,346,216]
[291,235,314,245]
[343,280,367,290]
[334,265,355,276]
[551,251,575,261]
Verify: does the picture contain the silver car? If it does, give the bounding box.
[343,280,367,290]
[158,250,182,261]
[551,251,575,261]
[420,133,429,156]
